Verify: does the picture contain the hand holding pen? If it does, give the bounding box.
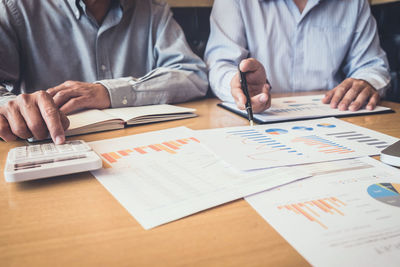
[230,58,271,116]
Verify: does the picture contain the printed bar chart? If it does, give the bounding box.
[227,129,302,155]
[101,137,200,164]
[292,135,355,154]
[278,197,346,229]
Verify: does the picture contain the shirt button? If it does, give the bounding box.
[122,97,128,105]
[101,65,107,71]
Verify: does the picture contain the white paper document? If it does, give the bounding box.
[246,157,400,267]
[196,117,398,171]
[89,127,309,229]
[219,94,391,123]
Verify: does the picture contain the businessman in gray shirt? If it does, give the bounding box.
[0,0,208,144]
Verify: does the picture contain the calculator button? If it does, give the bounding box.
[28,145,43,156]
[56,144,74,152]
[42,144,58,155]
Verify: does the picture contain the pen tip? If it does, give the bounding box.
[250,120,254,127]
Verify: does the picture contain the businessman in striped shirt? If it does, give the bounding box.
[205,0,390,113]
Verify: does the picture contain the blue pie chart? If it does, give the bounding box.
[265,128,288,135]
[367,183,400,207]
[292,126,313,131]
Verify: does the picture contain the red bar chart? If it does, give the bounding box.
[278,197,346,229]
[101,137,200,164]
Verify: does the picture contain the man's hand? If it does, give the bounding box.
[230,58,271,113]
[47,81,111,115]
[322,78,380,111]
[0,91,69,143]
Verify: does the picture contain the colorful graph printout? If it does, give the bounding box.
[292,126,314,131]
[101,137,200,164]
[246,157,400,267]
[278,197,345,229]
[265,128,288,135]
[196,118,398,171]
[317,123,336,128]
[218,94,392,124]
[367,183,400,207]
[89,127,308,229]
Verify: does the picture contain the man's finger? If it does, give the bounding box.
[46,83,67,96]
[239,58,263,73]
[59,97,85,115]
[366,92,380,111]
[59,112,70,130]
[52,89,81,108]
[46,81,75,96]
[338,84,363,111]
[330,79,353,108]
[19,102,49,140]
[0,115,17,142]
[231,86,246,110]
[5,101,32,139]
[347,88,371,111]
[322,90,334,104]
[251,92,270,113]
[250,83,271,113]
[36,91,65,144]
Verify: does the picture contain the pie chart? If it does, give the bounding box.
[265,128,288,135]
[367,183,400,207]
[317,123,336,128]
[292,126,313,131]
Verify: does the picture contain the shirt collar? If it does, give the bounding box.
[66,0,135,20]
[67,0,82,19]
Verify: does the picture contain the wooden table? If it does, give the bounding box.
[1,96,399,266]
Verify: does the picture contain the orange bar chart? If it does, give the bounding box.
[101,137,201,164]
[291,135,354,155]
[278,197,346,229]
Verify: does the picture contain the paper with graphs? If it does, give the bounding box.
[246,157,400,267]
[219,94,391,123]
[89,127,309,229]
[196,117,398,171]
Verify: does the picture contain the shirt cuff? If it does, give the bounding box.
[96,77,137,108]
[350,71,390,97]
[218,70,237,103]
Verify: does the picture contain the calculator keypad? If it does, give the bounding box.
[9,140,92,164]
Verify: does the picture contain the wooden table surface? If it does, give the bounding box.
[1,95,399,266]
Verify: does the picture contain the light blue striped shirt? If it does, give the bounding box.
[0,0,208,107]
[205,0,390,103]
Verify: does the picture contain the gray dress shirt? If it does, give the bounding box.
[0,0,208,107]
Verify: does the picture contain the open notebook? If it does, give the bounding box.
[65,104,196,136]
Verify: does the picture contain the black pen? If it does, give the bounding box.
[238,65,254,126]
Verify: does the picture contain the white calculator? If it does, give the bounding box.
[4,140,102,182]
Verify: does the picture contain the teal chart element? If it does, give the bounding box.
[367,183,400,207]
[292,126,314,131]
[265,128,289,135]
[317,123,336,128]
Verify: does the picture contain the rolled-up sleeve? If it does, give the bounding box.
[98,2,208,108]
[204,0,248,103]
[344,0,390,95]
